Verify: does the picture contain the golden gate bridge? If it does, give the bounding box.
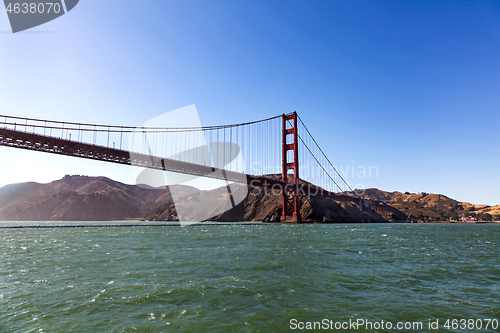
[0,112,386,222]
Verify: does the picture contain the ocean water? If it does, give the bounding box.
[0,223,499,332]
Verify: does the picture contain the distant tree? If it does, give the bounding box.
[404,192,410,195]
[384,212,396,221]
[444,211,455,219]
[477,213,493,221]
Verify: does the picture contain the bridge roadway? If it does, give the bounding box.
[0,127,371,206]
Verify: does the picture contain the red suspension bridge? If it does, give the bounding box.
[0,112,386,222]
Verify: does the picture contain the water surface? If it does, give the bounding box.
[1,223,499,332]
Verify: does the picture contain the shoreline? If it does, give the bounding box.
[1,220,499,228]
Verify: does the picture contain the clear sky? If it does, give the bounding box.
[1,0,499,205]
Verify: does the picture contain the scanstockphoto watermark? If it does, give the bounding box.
[248,179,368,199]
[3,0,79,33]
[290,318,425,330]
[248,161,379,181]
[128,105,379,221]
[129,105,249,223]
[290,318,500,331]
[247,161,379,197]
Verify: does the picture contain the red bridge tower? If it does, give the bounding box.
[282,112,301,222]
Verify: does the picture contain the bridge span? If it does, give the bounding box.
[0,113,386,221]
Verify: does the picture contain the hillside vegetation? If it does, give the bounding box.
[361,188,498,222]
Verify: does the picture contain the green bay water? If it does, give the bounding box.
[1,224,499,332]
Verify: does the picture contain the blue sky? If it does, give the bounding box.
[1,0,499,205]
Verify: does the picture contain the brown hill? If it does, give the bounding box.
[0,175,197,221]
[5,176,492,223]
[474,205,500,216]
[360,188,499,222]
